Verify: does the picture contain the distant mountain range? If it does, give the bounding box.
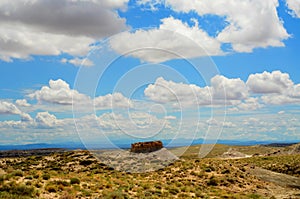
[0,139,299,151]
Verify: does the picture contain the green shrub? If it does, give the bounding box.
[0,183,36,197]
[102,189,128,199]
[207,176,218,186]
[79,160,94,166]
[70,178,80,185]
[56,180,70,187]
[11,170,23,177]
[33,174,39,179]
[42,173,50,180]
[168,187,179,195]
[25,176,33,180]
[46,185,57,193]
[247,193,263,199]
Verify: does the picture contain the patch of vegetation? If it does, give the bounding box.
[0,182,37,198]
[42,173,50,180]
[70,178,80,185]
[0,145,299,198]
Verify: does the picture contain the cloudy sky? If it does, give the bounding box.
[0,0,300,147]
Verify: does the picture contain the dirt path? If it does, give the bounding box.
[250,167,300,189]
[250,167,300,199]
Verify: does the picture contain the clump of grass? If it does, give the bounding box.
[11,170,23,177]
[247,193,264,199]
[70,178,80,185]
[0,182,37,197]
[60,191,75,199]
[42,173,50,180]
[207,176,218,186]
[102,189,128,199]
[25,176,33,180]
[33,174,39,179]
[46,185,57,193]
[79,160,94,166]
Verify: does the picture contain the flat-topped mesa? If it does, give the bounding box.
[130,140,163,153]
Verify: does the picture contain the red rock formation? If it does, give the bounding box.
[130,141,163,153]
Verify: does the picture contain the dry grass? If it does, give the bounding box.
[0,144,299,198]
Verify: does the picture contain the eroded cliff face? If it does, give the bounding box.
[130,141,163,153]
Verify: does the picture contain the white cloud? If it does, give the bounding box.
[28,79,90,105]
[206,118,219,126]
[144,71,300,108]
[110,16,222,63]
[165,0,289,52]
[35,112,59,128]
[232,97,263,111]
[211,75,248,100]
[61,57,94,67]
[138,0,289,54]
[0,101,32,121]
[246,71,300,105]
[28,79,134,111]
[136,0,162,11]
[286,0,300,18]
[205,118,237,128]
[144,75,248,107]
[15,99,31,107]
[144,77,212,107]
[262,94,300,105]
[164,115,176,120]
[247,71,293,94]
[94,93,133,110]
[0,111,73,130]
[0,0,128,61]
[0,24,94,62]
[0,101,23,115]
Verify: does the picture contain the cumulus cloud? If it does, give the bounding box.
[15,99,31,107]
[144,70,300,109]
[0,0,128,61]
[110,16,222,63]
[0,24,94,62]
[247,71,294,94]
[94,93,133,110]
[61,57,94,67]
[28,79,90,105]
[0,111,70,130]
[230,98,263,111]
[246,70,300,105]
[138,0,289,54]
[286,0,300,18]
[262,94,300,105]
[211,75,248,100]
[0,101,23,115]
[0,101,32,121]
[28,79,134,110]
[144,75,248,107]
[144,77,212,107]
[205,118,236,128]
[35,112,58,128]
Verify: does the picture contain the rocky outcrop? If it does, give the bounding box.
[130,141,163,153]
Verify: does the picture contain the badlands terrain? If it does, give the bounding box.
[0,143,299,198]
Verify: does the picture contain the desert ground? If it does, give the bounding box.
[0,143,299,199]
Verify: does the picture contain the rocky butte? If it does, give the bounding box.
[130,140,163,153]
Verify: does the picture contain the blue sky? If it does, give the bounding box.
[0,0,300,147]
